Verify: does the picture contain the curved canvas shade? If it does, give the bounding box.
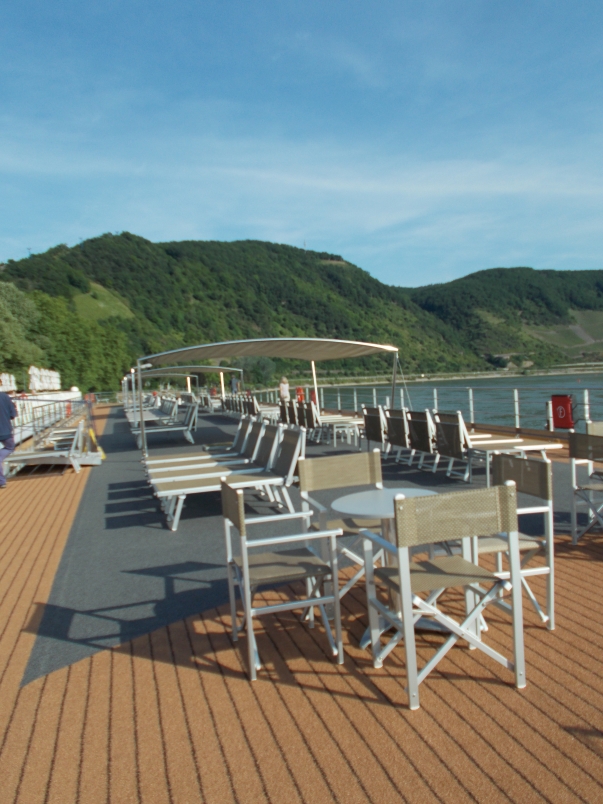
[142,337,397,367]
[139,365,243,379]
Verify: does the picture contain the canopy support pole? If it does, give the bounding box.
[390,352,398,412]
[137,359,147,457]
[186,376,191,393]
[311,361,319,409]
[220,371,225,398]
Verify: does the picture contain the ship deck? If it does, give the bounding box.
[0,405,602,803]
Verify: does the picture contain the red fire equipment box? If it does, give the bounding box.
[551,395,575,429]
[296,387,305,402]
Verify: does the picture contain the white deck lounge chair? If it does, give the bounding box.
[152,427,306,531]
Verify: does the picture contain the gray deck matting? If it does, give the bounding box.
[22,408,575,685]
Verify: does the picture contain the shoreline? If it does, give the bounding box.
[264,363,603,390]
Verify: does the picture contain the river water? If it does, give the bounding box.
[318,372,603,431]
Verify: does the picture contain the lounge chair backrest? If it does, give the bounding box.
[492,454,552,501]
[385,410,409,449]
[406,410,433,453]
[221,482,246,537]
[298,450,382,493]
[287,400,298,426]
[232,416,252,452]
[394,484,518,548]
[242,421,264,460]
[183,403,198,427]
[363,407,385,445]
[272,427,305,482]
[279,402,289,424]
[308,401,322,426]
[304,402,316,429]
[254,425,280,468]
[569,432,603,461]
[586,421,603,437]
[434,412,463,460]
[297,402,307,428]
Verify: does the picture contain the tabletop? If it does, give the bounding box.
[331,487,437,519]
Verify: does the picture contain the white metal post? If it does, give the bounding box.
[320,387,324,410]
[311,360,319,408]
[220,371,225,399]
[468,387,474,430]
[584,389,590,423]
[372,388,377,407]
[433,388,438,412]
[514,388,520,431]
[547,400,554,431]
[353,388,358,412]
[337,389,341,412]
[400,388,404,408]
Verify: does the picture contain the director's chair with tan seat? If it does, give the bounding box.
[477,454,555,630]
[222,481,344,681]
[362,483,526,710]
[570,431,603,544]
[298,449,383,601]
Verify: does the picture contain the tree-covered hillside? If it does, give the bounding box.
[408,268,603,365]
[2,233,602,390]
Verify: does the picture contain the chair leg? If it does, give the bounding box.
[227,563,239,641]
[398,548,420,710]
[545,507,555,630]
[507,531,526,690]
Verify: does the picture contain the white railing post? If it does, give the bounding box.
[400,388,404,409]
[547,400,554,431]
[372,388,377,407]
[468,388,475,430]
[433,388,438,412]
[514,389,520,431]
[320,387,324,410]
[386,396,390,409]
[353,388,358,412]
[337,389,341,412]
[584,389,590,422]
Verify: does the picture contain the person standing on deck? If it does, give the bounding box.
[279,376,290,403]
[0,392,17,489]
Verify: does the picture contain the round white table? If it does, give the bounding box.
[332,487,437,519]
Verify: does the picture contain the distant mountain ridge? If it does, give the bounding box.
[1,232,602,389]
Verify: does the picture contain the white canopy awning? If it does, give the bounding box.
[138,365,243,379]
[141,338,398,368]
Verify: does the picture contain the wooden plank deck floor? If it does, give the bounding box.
[0,407,602,803]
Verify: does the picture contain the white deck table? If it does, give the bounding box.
[468,438,563,487]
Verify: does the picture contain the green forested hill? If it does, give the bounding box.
[1,233,602,390]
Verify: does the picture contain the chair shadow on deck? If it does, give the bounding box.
[104,481,224,529]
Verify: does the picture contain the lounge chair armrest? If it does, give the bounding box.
[250,529,343,548]
[245,511,312,526]
[360,529,397,555]
[301,494,328,514]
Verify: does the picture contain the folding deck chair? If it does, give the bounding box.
[384,408,412,463]
[222,481,343,680]
[405,409,437,469]
[569,431,603,544]
[478,454,555,629]
[152,427,306,531]
[363,483,526,710]
[362,406,388,453]
[432,411,471,481]
[298,450,383,601]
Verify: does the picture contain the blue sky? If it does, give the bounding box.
[1,1,602,286]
